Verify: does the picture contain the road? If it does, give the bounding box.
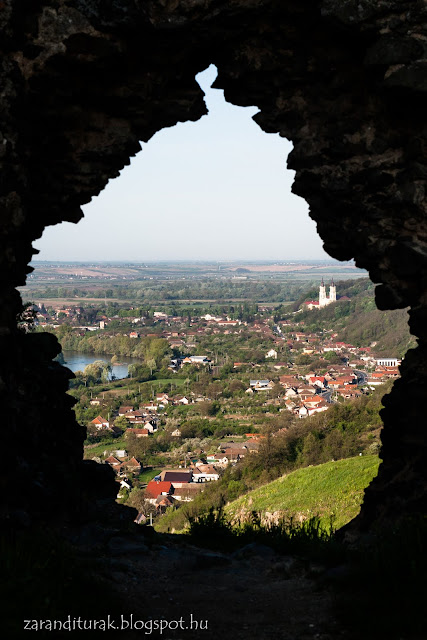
[354,369,368,386]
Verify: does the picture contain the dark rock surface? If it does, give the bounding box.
[1,0,427,533]
[98,534,347,640]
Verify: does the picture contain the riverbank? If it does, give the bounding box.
[62,350,142,380]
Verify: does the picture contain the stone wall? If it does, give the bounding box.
[1,0,426,530]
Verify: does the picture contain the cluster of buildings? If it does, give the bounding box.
[102,451,143,497]
[303,279,350,310]
[169,355,211,371]
[246,352,400,418]
[145,465,220,510]
[97,433,264,512]
[89,393,192,436]
[143,436,264,511]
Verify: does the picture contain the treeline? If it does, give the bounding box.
[57,326,170,363]
[156,382,390,533]
[26,279,315,303]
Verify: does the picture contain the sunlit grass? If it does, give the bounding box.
[226,455,380,529]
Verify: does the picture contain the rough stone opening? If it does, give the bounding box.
[35,64,324,262]
[2,0,427,540]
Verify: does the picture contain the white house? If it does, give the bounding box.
[375,357,401,367]
[266,349,278,359]
[188,355,210,364]
[249,380,274,390]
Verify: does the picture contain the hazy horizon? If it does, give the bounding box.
[31,258,349,264]
[34,65,332,262]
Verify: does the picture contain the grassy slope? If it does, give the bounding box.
[226,455,380,529]
[83,436,127,459]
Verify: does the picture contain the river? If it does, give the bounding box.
[62,350,142,380]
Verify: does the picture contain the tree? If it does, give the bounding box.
[126,432,155,460]
[207,382,223,399]
[83,360,111,383]
[147,338,170,365]
[299,431,322,466]
[324,351,343,364]
[114,415,129,433]
[130,492,157,517]
[229,379,245,395]
[146,358,156,376]
[270,383,285,398]
[196,401,219,417]
[295,353,312,366]
[128,363,150,380]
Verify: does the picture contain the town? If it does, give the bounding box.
[24,275,410,528]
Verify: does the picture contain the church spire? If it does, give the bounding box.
[319,278,327,307]
[329,277,337,302]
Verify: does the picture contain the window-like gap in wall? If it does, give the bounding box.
[33,65,327,263]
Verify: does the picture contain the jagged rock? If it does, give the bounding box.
[1,0,427,535]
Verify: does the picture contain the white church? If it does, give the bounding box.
[304,279,337,310]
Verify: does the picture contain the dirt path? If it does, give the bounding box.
[97,534,348,640]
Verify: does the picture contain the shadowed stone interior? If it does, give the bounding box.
[1,0,427,532]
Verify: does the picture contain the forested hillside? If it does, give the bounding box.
[293,279,414,357]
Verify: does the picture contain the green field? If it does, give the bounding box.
[145,378,185,386]
[83,436,127,459]
[226,455,381,529]
[138,467,162,484]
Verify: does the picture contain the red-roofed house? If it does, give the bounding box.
[126,428,149,438]
[336,388,362,399]
[118,406,133,416]
[105,455,121,467]
[156,393,170,404]
[145,481,173,502]
[155,495,176,511]
[279,375,301,388]
[304,301,320,310]
[334,375,357,386]
[308,376,328,388]
[124,457,142,472]
[306,399,329,415]
[90,415,110,430]
[303,396,324,407]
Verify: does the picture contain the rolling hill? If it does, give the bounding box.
[225,455,380,530]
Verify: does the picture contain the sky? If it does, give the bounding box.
[34,65,330,262]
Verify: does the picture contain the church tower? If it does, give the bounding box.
[329,278,337,303]
[319,278,327,308]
